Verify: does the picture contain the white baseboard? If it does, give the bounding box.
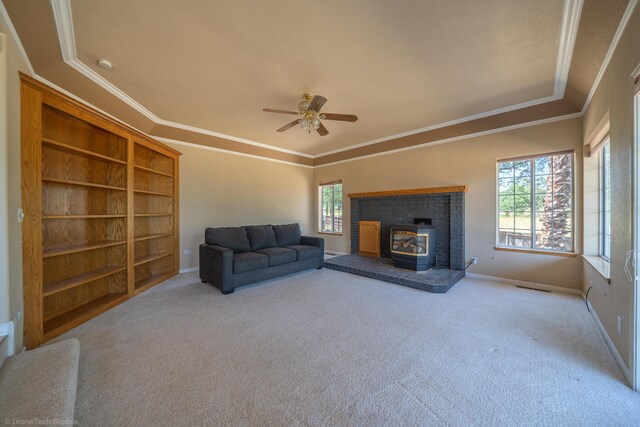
[465,273,582,296]
[466,273,633,387]
[179,267,199,274]
[585,298,632,386]
[0,321,15,367]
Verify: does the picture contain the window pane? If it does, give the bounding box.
[514,212,532,231]
[499,195,515,214]
[499,178,515,194]
[534,156,551,175]
[515,176,531,193]
[513,194,532,212]
[499,229,531,248]
[319,183,342,233]
[514,160,531,177]
[600,142,611,259]
[499,212,515,229]
[497,153,572,252]
[334,183,343,233]
[535,175,551,194]
[499,162,514,179]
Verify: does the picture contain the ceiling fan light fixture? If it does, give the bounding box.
[298,100,310,112]
[263,93,357,136]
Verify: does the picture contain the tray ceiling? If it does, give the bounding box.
[70,0,564,155]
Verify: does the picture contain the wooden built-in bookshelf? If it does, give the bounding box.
[20,74,181,348]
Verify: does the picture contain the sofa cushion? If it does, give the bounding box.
[273,223,302,247]
[256,247,297,266]
[284,244,322,261]
[205,227,251,253]
[246,225,278,251]
[233,252,269,274]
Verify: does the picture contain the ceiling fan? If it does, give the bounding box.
[263,93,358,136]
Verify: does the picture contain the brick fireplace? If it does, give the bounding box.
[349,186,466,270]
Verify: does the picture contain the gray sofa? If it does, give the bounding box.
[199,223,324,294]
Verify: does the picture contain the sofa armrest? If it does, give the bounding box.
[301,236,324,254]
[199,244,234,293]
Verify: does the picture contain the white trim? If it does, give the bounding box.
[154,137,313,169]
[315,112,583,168]
[155,118,313,159]
[49,0,75,62]
[582,0,638,113]
[46,0,583,162]
[586,298,633,386]
[49,0,313,159]
[312,95,561,158]
[467,272,633,386]
[0,321,15,360]
[554,0,584,97]
[179,267,199,274]
[0,1,34,75]
[632,85,640,390]
[465,272,582,296]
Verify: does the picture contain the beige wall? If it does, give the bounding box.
[582,5,640,370]
[0,17,28,352]
[314,118,584,289]
[162,141,314,270]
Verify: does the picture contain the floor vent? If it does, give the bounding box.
[516,285,550,293]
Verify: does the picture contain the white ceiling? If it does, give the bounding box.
[70,0,566,155]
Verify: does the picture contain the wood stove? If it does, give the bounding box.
[390,224,436,271]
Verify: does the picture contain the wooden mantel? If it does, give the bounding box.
[348,186,467,199]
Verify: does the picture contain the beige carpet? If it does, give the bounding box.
[52,269,640,426]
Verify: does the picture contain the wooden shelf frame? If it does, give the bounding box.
[134,164,174,178]
[43,293,128,339]
[20,73,181,349]
[43,240,127,258]
[134,232,174,242]
[42,177,127,192]
[134,251,173,266]
[42,137,127,165]
[134,188,173,196]
[43,266,127,297]
[43,214,127,219]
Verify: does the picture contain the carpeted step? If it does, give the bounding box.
[0,339,80,423]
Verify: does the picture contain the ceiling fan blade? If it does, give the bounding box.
[277,119,302,132]
[263,108,299,115]
[322,113,358,122]
[316,122,329,136]
[308,95,327,112]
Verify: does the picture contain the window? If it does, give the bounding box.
[497,151,574,252]
[600,140,611,260]
[319,181,343,233]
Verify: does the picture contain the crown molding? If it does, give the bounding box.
[47,0,584,162]
[582,0,638,113]
[554,0,584,97]
[154,118,314,158]
[314,112,583,168]
[312,94,561,158]
[154,137,313,169]
[48,0,313,159]
[0,0,34,75]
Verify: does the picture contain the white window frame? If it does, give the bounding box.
[496,151,575,253]
[318,181,343,235]
[599,139,611,261]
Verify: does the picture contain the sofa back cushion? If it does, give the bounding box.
[205,227,251,253]
[246,225,278,251]
[274,223,301,247]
